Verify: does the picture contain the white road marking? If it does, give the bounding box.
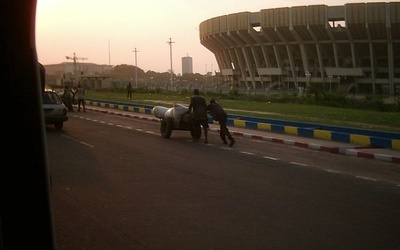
[290,162,308,167]
[355,176,378,182]
[77,114,398,187]
[324,169,343,174]
[61,135,94,148]
[240,151,255,155]
[263,156,278,161]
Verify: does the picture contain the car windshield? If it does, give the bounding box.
[43,92,62,105]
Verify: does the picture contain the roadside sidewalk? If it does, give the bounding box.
[85,106,400,164]
[225,124,400,164]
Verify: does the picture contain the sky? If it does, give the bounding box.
[36,0,383,75]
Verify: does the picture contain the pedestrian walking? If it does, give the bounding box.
[127,82,133,99]
[186,89,209,143]
[75,84,86,112]
[207,99,235,146]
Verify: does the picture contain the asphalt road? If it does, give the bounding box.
[46,109,400,249]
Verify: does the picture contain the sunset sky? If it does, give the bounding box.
[36,0,381,74]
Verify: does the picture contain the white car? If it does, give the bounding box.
[43,90,68,129]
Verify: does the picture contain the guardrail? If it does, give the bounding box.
[86,99,400,150]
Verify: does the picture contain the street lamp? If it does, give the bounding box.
[132,48,139,88]
[211,63,213,85]
[305,71,311,90]
[327,73,333,91]
[166,38,174,89]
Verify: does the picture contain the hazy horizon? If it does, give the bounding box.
[36,0,383,75]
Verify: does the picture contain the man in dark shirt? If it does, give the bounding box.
[207,99,235,147]
[127,82,133,99]
[187,89,209,143]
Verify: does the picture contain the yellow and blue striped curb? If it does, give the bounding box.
[86,99,400,150]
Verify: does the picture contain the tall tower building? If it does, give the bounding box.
[182,54,193,74]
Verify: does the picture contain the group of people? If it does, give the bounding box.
[63,84,86,112]
[63,86,234,146]
[186,89,235,147]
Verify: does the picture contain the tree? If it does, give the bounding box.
[111,64,145,81]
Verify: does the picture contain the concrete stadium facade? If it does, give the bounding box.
[199,2,400,95]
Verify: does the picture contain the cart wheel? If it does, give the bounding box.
[190,123,201,140]
[161,118,173,138]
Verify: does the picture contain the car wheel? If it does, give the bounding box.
[160,118,173,138]
[54,122,64,130]
[190,123,201,140]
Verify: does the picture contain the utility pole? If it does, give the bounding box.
[211,63,213,85]
[205,64,207,85]
[108,40,111,65]
[166,38,174,89]
[132,48,139,87]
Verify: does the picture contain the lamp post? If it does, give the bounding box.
[205,64,208,86]
[337,76,341,92]
[327,73,333,91]
[305,71,311,90]
[166,38,174,89]
[132,48,139,88]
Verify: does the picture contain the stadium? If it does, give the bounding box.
[199,2,399,95]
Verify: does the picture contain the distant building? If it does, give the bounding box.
[44,62,113,89]
[182,55,193,74]
[44,62,112,76]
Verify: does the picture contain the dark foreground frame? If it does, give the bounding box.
[1,1,56,249]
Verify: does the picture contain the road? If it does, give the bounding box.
[46,109,400,249]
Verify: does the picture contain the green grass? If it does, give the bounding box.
[86,91,400,133]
